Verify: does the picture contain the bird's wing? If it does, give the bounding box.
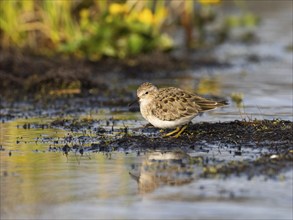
[151,88,201,121]
[189,95,227,112]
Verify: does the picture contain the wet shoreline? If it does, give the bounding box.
[1,1,292,219]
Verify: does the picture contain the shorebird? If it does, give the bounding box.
[136,82,228,138]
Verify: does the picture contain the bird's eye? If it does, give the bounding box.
[145,92,149,94]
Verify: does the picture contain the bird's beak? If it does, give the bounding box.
[128,98,139,107]
[128,98,140,112]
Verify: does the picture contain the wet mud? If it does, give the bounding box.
[0,48,292,186]
[7,118,293,180]
[0,51,228,100]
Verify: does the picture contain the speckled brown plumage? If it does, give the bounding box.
[152,87,226,121]
[136,82,228,133]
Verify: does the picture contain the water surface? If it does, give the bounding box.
[1,1,293,219]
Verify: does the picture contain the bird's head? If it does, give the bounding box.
[137,82,158,105]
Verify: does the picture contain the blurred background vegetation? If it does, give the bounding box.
[0,0,258,60]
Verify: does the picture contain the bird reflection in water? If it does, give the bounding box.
[129,150,195,194]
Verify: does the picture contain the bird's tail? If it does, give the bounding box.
[198,99,228,112]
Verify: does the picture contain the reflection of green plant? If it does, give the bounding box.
[285,44,293,52]
[183,1,260,47]
[231,92,244,108]
[197,76,221,95]
[220,12,260,43]
[181,0,221,48]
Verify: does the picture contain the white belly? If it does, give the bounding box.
[139,99,195,128]
[143,112,194,128]
[148,114,194,128]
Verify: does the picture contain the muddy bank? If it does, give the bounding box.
[55,119,293,178]
[10,119,292,178]
[46,118,292,149]
[0,50,229,100]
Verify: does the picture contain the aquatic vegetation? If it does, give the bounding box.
[0,0,258,59]
[62,2,172,59]
[230,92,244,107]
[0,0,171,58]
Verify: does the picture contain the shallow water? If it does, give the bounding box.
[1,1,293,219]
[1,118,292,220]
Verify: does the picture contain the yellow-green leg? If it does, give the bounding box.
[163,125,188,138]
[173,125,188,138]
[163,127,180,137]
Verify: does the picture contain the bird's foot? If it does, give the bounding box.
[163,125,188,138]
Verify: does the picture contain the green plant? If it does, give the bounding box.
[60,1,172,59]
[0,0,258,59]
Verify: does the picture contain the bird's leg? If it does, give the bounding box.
[173,125,188,138]
[163,127,180,137]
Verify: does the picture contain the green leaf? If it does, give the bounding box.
[127,33,145,55]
